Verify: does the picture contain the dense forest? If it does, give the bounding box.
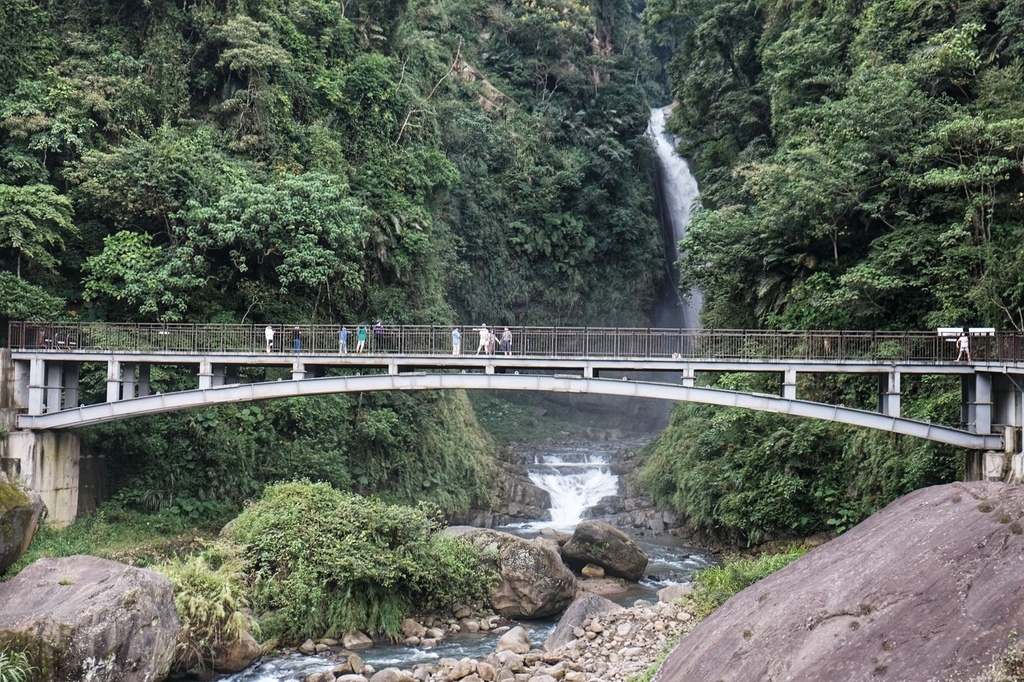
[0,0,665,520]
[639,0,1024,543]
[3,0,1023,543]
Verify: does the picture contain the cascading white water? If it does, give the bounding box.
[523,444,620,530]
[647,105,703,330]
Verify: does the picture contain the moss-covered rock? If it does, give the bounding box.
[0,471,45,574]
[0,555,181,682]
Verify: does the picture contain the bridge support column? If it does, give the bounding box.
[137,363,150,398]
[782,369,797,400]
[681,368,695,388]
[45,361,63,413]
[291,360,305,381]
[3,429,80,528]
[64,363,79,408]
[106,360,121,402]
[199,361,213,389]
[211,364,225,387]
[123,363,137,399]
[878,371,901,417]
[962,373,993,434]
[28,358,44,415]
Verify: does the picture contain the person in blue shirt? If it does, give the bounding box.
[452,328,461,355]
[339,326,349,354]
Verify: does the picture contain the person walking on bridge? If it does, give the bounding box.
[339,325,349,354]
[476,324,489,354]
[292,326,302,353]
[500,326,512,355]
[264,324,274,353]
[452,327,461,355]
[956,331,972,362]
[356,324,368,353]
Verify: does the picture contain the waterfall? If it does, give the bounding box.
[647,105,703,330]
[523,444,620,530]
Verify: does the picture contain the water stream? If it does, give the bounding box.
[221,437,713,681]
[647,105,702,330]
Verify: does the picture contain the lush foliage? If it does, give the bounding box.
[0,0,667,524]
[88,388,496,522]
[156,544,260,673]
[640,401,959,545]
[634,0,1019,542]
[689,547,808,618]
[224,480,497,641]
[0,651,34,682]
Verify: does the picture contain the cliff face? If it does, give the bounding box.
[657,481,1024,682]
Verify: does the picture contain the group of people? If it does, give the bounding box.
[263,322,382,354]
[458,324,512,356]
[264,322,515,355]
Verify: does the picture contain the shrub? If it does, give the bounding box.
[225,480,496,642]
[156,542,259,672]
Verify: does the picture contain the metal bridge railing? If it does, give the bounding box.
[7,322,1022,363]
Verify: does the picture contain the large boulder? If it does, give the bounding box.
[656,481,1024,682]
[544,591,623,652]
[446,527,577,618]
[0,555,181,682]
[0,471,46,574]
[561,520,648,581]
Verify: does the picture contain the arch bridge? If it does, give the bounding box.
[4,322,1024,525]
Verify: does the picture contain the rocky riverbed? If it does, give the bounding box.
[293,588,697,682]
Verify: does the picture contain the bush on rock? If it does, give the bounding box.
[224,481,496,642]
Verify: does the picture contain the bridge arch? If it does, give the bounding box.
[17,373,1002,450]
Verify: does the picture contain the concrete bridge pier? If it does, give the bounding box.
[879,372,901,417]
[0,349,80,527]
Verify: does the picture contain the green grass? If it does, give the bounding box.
[2,504,214,580]
[0,651,34,682]
[690,546,809,618]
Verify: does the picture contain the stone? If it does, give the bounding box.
[343,631,374,650]
[199,629,262,674]
[561,520,648,581]
[496,626,532,654]
[0,555,180,682]
[656,583,693,604]
[400,618,427,638]
[657,482,1024,682]
[448,657,477,679]
[544,593,623,652]
[580,564,604,579]
[446,527,577,618]
[300,639,317,654]
[335,675,370,682]
[368,667,403,682]
[0,472,46,575]
[477,661,497,681]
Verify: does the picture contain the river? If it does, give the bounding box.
[220,436,714,682]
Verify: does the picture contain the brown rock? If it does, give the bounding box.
[561,520,648,581]
[447,528,577,618]
[656,482,1024,682]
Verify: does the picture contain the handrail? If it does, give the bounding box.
[6,321,1023,362]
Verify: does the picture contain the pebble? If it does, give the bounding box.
[316,599,699,682]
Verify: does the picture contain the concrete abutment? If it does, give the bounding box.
[1,349,80,527]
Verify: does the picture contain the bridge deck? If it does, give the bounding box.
[6,323,1023,450]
